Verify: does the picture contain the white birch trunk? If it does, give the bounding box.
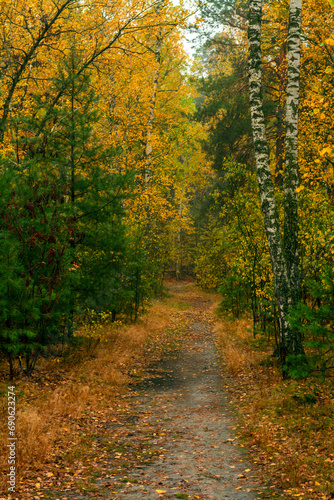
[284,0,302,306]
[248,0,304,366]
[143,0,163,189]
[144,45,161,188]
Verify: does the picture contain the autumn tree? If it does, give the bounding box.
[0,0,80,143]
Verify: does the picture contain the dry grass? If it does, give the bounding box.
[0,300,171,496]
[214,315,334,500]
[214,317,266,375]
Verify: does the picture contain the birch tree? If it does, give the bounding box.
[144,16,162,189]
[283,0,302,307]
[247,0,304,373]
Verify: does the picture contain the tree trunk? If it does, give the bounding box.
[143,1,163,189]
[176,184,184,280]
[144,40,162,188]
[284,0,302,307]
[247,0,304,371]
[275,40,287,188]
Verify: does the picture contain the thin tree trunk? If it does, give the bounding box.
[144,43,161,188]
[275,108,284,187]
[9,356,14,380]
[143,1,163,189]
[70,52,76,204]
[176,184,184,280]
[284,0,302,307]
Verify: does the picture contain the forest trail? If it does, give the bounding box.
[103,283,261,500]
[44,282,263,500]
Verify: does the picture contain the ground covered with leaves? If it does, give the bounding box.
[0,282,261,499]
[0,281,333,500]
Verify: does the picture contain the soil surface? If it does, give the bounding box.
[105,284,262,500]
[42,283,264,500]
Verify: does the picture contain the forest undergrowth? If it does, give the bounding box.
[214,316,334,500]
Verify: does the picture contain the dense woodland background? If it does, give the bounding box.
[0,0,334,379]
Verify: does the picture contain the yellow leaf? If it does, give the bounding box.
[325,38,334,46]
[296,185,305,193]
[320,146,333,156]
[156,490,166,494]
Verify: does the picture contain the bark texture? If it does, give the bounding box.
[275,41,287,187]
[284,0,302,306]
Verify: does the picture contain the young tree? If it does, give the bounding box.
[0,173,76,378]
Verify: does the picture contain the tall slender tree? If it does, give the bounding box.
[143,0,164,189]
[247,0,304,373]
[283,0,302,307]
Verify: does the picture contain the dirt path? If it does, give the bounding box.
[104,284,262,500]
[42,283,264,500]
